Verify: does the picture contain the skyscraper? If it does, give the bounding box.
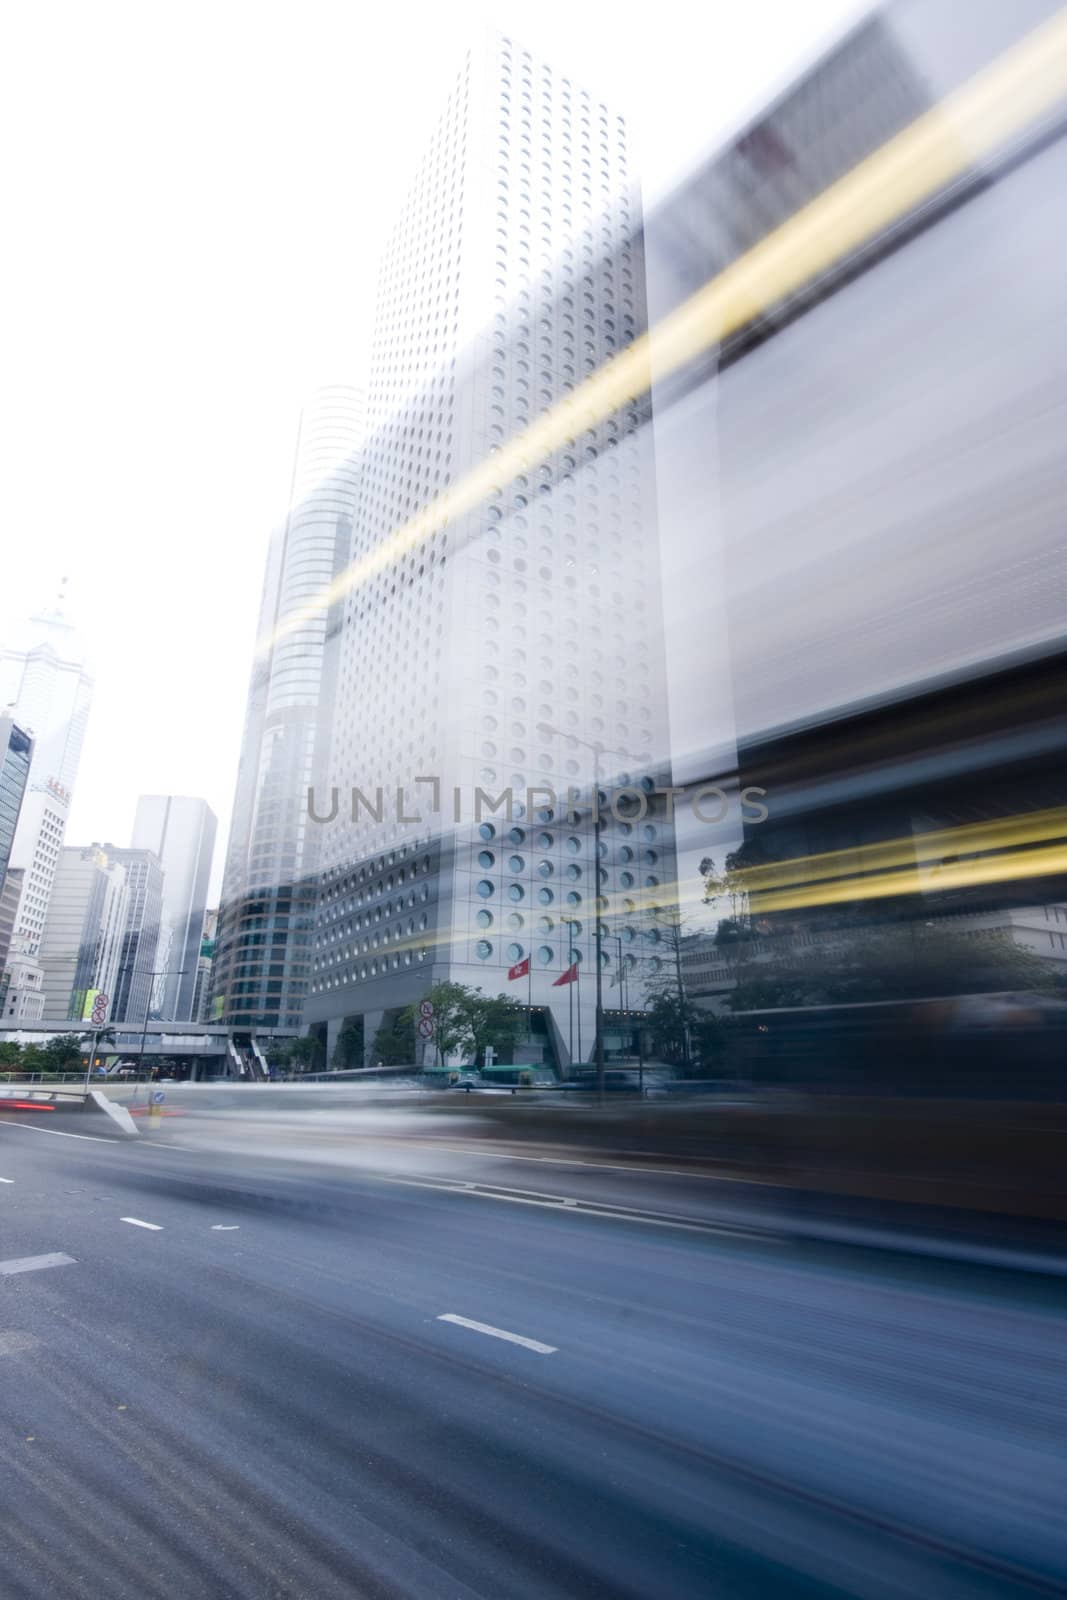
[37,844,129,1025]
[213,386,364,1031]
[106,845,164,1026]
[0,715,33,903]
[0,715,34,1021]
[132,795,216,1021]
[0,591,93,1002]
[302,33,676,1066]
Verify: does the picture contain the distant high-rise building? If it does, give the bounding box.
[0,590,93,989]
[297,34,676,1066]
[132,796,217,1021]
[192,906,218,1022]
[37,844,129,1025]
[214,387,364,1030]
[0,715,33,905]
[0,714,35,1020]
[106,845,164,1026]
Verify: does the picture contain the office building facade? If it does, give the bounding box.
[0,716,33,905]
[132,796,216,1022]
[304,34,676,1065]
[37,844,129,1025]
[0,596,93,1005]
[106,845,164,1026]
[214,387,364,1030]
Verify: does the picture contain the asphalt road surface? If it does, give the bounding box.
[1,1114,1064,1600]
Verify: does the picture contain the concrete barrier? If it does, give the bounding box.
[0,1083,139,1138]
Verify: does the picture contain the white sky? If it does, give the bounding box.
[1,0,868,900]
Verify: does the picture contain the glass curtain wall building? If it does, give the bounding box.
[213,387,364,1031]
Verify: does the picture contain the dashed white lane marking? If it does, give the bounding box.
[0,1177,14,1183]
[211,1225,240,1231]
[0,1252,77,1276]
[437,1313,557,1354]
[120,1217,162,1231]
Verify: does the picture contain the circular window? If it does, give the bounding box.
[566,863,581,881]
[537,860,554,878]
[620,870,634,888]
[643,849,657,865]
[646,927,660,944]
[537,914,554,933]
[620,845,633,862]
[508,827,526,845]
[642,824,656,841]
[476,879,495,898]
[476,909,493,929]
[566,890,582,907]
[538,886,554,905]
[536,830,553,849]
[566,836,581,854]
[476,940,493,960]
[508,883,525,902]
[507,942,524,962]
[477,850,495,869]
[508,853,525,873]
[507,911,524,930]
[538,945,554,965]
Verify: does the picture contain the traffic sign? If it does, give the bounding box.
[90,993,109,1026]
[418,999,434,1019]
[417,1017,435,1039]
[151,1090,166,1105]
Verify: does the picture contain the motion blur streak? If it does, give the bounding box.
[259,3,1067,660]
[734,807,1067,893]
[747,841,1067,915]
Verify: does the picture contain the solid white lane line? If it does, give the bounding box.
[120,1217,162,1231]
[0,1177,14,1183]
[437,1313,557,1354]
[0,1252,77,1276]
[0,1118,125,1145]
[210,1225,240,1231]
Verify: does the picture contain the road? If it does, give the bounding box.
[0,1114,1064,1600]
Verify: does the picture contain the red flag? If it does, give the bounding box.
[507,956,530,982]
[552,962,578,987]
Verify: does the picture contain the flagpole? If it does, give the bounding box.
[568,956,574,1069]
[576,961,582,1063]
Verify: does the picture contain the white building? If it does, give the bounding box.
[37,845,129,1025]
[214,387,364,1031]
[303,33,676,1067]
[0,592,94,1018]
[132,795,217,1022]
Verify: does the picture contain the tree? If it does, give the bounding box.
[467,992,525,1066]
[43,1033,91,1072]
[0,1041,22,1069]
[332,1017,364,1069]
[399,981,476,1066]
[700,852,753,939]
[371,1010,415,1066]
[267,1036,322,1074]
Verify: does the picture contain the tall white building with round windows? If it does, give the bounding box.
[305,33,677,1067]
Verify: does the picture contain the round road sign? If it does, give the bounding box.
[417,1017,435,1039]
[418,999,434,1019]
